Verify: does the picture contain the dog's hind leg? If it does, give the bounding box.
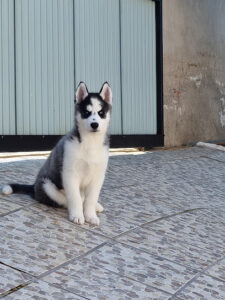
[42,179,67,207]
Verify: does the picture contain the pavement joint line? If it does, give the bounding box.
[35,231,184,297]
[37,241,109,280]
[0,261,32,277]
[2,199,224,253]
[171,255,225,299]
[116,224,225,268]
[112,207,208,240]
[118,235,225,273]
[0,206,26,218]
[41,255,173,298]
[40,270,172,299]
[0,201,47,218]
[113,239,200,273]
[0,260,91,299]
[0,280,34,299]
[2,234,172,298]
[0,274,89,300]
[169,272,202,300]
[37,278,90,300]
[138,207,207,227]
[63,211,166,240]
[200,256,225,276]
[88,265,173,297]
[38,248,224,300]
[0,194,33,205]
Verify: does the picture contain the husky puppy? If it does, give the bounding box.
[2,82,112,226]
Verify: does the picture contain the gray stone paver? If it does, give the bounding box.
[206,258,225,282]
[176,274,225,299]
[0,146,225,299]
[0,198,22,216]
[0,264,31,295]
[0,206,106,276]
[43,240,197,294]
[42,259,171,300]
[117,225,222,271]
[3,280,86,300]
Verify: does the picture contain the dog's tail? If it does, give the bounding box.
[2,184,35,198]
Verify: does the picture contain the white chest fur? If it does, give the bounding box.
[62,135,108,226]
[63,136,108,188]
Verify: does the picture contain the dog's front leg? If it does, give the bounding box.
[84,177,104,226]
[64,178,84,225]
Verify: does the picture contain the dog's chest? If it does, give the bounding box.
[63,138,108,184]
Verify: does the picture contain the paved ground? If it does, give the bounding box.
[0,146,225,299]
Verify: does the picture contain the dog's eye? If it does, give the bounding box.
[98,110,104,118]
[83,110,91,118]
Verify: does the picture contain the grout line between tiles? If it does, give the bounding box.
[37,278,90,300]
[200,256,225,276]
[0,276,89,300]
[116,230,225,270]
[0,206,25,218]
[0,281,33,299]
[37,241,109,280]
[0,201,47,218]
[112,207,207,240]
[170,256,225,299]
[115,239,200,273]
[169,272,202,300]
[0,261,32,277]
[40,258,173,298]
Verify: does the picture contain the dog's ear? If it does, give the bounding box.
[75,82,88,103]
[100,82,112,105]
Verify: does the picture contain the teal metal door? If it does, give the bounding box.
[121,0,156,134]
[73,0,156,135]
[74,0,122,134]
[0,0,161,147]
[0,0,15,135]
[15,0,74,135]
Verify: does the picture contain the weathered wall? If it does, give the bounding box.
[163,0,225,147]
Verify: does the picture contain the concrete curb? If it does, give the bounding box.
[196,142,225,152]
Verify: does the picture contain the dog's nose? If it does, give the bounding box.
[91,122,99,130]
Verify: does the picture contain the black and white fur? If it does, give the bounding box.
[2,82,112,226]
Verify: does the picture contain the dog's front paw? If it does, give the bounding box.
[85,215,100,226]
[69,213,85,225]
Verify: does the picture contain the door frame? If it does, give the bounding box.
[0,0,163,151]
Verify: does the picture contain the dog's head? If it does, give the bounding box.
[75,82,112,134]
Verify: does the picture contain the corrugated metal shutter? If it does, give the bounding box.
[74,0,122,134]
[0,0,157,137]
[15,0,74,135]
[0,0,15,134]
[121,0,156,134]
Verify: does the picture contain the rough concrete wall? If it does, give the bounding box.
[163,0,225,147]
